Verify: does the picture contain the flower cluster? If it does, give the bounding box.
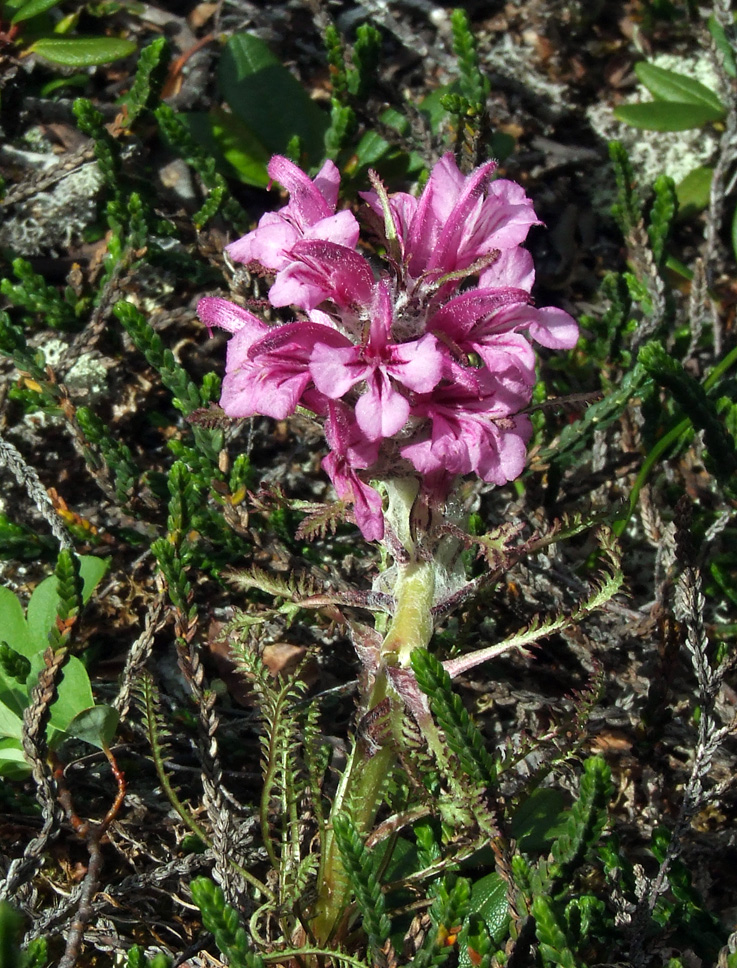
[198,154,578,541]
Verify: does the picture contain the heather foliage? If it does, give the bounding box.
[0,5,736,968]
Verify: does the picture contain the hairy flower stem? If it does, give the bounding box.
[381,559,436,666]
[311,551,437,944]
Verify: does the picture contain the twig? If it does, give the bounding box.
[113,591,168,722]
[56,744,128,968]
[0,648,68,902]
[0,433,74,551]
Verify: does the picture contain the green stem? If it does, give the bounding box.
[311,556,437,944]
[380,559,436,666]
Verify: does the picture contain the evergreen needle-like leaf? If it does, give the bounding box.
[450,8,489,109]
[609,140,641,235]
[532,895,579,968]
[639,340,737,485]
[124,36,171,124]
[549,757,613,883]
[648,174,677,268]
[411,649,497,790]
[332,813,391,958]
[190,878,266,968]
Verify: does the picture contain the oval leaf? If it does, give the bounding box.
[218,33,327,164]
[27,652,94,733]
[0,586,34,656]
[0,702,24,742]
[676,166,713,215]
[635,62,725,113]
[511,787,568,851]
[30,36,136,67]
[614,100,725,131]
[66,704,119,749]
[0,740,31,780]
[709,15,737,80]
[209,107,270,186]
[463,873,509,948]
[11,0,61,23]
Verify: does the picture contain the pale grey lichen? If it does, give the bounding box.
[37,338,109,399]
[0,162,103,256]
[64,354,110,400]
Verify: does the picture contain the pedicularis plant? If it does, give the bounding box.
[198,152,581,943]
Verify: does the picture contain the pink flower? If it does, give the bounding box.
[198,296,339,419]
[202,152,579,540]
[362,152,540,284]
[426,287,577,395]
[226,155,359,272]
[322,403,384,540]
[269,240,375,313]
[401,368,532,485]
[310,280,445,440]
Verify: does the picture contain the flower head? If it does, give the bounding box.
[200,154,578,540]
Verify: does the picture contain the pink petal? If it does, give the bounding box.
[226,214,299,270]
[479,248,535,291]
[355,371,410,440]
[220,357,309,420]
[197,297,267,337]
[428,288,532,341]
[303,210,360,249]
[311,158,341,210]
[271,241,374,311]
[527,306,579,349]
[389,334,445,393]
[475,415,531,484]
[268,155,334,225]
[310,342,368,398]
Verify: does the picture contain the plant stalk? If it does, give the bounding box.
[310,554,436,944]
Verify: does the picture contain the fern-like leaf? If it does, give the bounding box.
[442,527,623,680]
[134,671,210,846]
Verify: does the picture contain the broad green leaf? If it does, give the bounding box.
[29,36,136,67]
[0,739,30,779]
[66,704,119,749]
[676,165,713,215]
[39,74,89,97]
[11,0,61,23]
[0,586,34,656]
[218,33,328,164]
[209,107,270,186]
[511,788,568,851]
[26,555,109,648]
[461,872,509,952]
[613,100,725,131]
[0,676,28,722]
[0,701,23,741]
[27,652,94,734]
[2,0,28,15]
[732,203,737,266]
[635,62,725,113]
[78,555,109,600]
[353,107,424,173]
